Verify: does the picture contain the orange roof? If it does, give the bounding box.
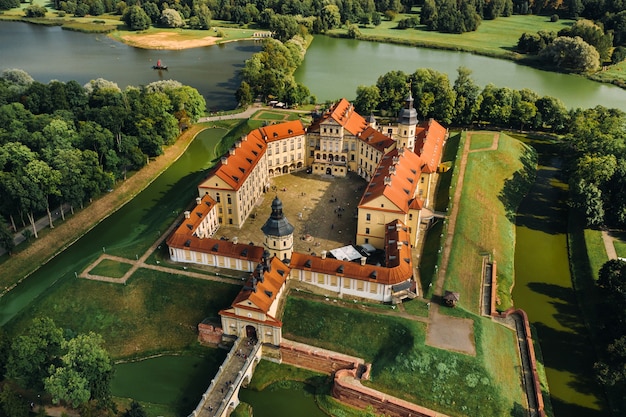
[167,194,217,237]
[231,256,290,313]
[358,148,424,213]
[198,132,267,192]
[309,98,368,136]
[290,220,412,286]
[259,120,306,143]
[357,126,395,152]
[415,119,446,173]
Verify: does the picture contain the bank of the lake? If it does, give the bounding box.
[512,135,608,416]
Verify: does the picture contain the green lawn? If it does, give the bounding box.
[445,133,535,312]
[7,268,241,358]
[89,258,134,278]
[584,228,609,280]
[332,14,572,58]
[283,296,524,416]
[469,132,496,150]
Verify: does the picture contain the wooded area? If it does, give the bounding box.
[0,70,206,252]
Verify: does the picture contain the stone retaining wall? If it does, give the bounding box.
[332,369,450,417]
[279,338,364,374]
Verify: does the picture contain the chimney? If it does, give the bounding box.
[235,140,242,148]
[360,256,367,266]
[196,197,201,205]
[397,241,403,249]
[232,236,238,244]
[398,147,405,156]
[389,166,397,175]
[229,147,236,156]
[184,211,190,219]
[321,250,327,260]
[221,156,228,165]
[392,156,399,165]
[242,134,248,141]
[384,176,392,186]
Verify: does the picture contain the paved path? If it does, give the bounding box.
[601,230,618,260]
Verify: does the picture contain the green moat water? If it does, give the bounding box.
[513,139,607,415]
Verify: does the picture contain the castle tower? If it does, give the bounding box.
[261,196,295,260]
[396,93,418,151]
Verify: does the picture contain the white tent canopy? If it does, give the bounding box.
[329,245,363,261]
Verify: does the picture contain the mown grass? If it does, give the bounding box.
[89,258,134,278]
[585,228,609,280]
[401,298,430,317]
[331,13,571,59]
[445,133,534,312]
[469,132,496,150]
[283,296,523,416]
[6,268,240,358]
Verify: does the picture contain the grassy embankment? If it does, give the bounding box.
[444,132,537,312]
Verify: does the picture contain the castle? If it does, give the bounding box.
[167,97,447,345]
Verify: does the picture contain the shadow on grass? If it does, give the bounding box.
[499,144,537,222]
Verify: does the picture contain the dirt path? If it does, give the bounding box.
[602,230,618,260]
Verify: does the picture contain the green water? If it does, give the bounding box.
[112,353,226,415]
[239,382,328,417]
[513,140,607,416]
[0,128,225,326]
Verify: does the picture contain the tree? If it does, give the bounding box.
[354,85,381,115]
[375,70,409,117]
[0,384,29,417]
[24,159,62,232]
[0,0,19,10]
[453,67,481,125]
[412,68,455,124]
[321,5,341,30]
[269,14,299,42]
[7,317,64,390]
[559,19,613,62]
[161,9,184,28]
[24,5,47,17]
[123,6,151,31]
[122,401,147,417]
[0,215,15,255]
[45,332,114,407]
[540,36,600,73]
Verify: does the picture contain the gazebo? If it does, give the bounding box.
[443,290,460,307]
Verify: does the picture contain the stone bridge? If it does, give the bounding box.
[189,337,262,417]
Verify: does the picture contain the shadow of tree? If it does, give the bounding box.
[499,144,537,222]
[513,140,569,234]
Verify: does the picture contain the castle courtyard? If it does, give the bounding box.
[215,171,367,257]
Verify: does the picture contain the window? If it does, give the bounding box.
[228,208,232,214]
[366,213,371,221]
[351,155,355,161]
[273,241,276,247]
[227,196,231,204]
[283,241,286,246]
[365,227,370,234]
[421,177,425,183]
[365,238,369,243]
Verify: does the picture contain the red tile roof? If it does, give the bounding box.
[231,256,290,314]
[259,120,306,143]
[357,126,395,152]
[358,148,424,213]
[415,119,447,173]
[290,220,412,286]
[198,132,267,192]
[309,98,369,136]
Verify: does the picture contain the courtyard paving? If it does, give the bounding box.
[216,171,367,256]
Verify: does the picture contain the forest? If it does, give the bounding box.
[0,69,206,252]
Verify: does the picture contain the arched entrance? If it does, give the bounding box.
[246,325,257,340]
[326,167,332,175]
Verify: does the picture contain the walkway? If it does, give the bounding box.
[602,230,618,260]
[192,337,261,417]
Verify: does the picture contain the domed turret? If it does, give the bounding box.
[396,93,418,151]
[261,197,294,260]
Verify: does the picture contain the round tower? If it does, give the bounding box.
[261,196,294,260]
[396,93,418,151]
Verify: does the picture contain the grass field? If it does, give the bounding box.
[331,13,572,58]
[282,295,525,416]
[6,268,240,358]
[89,258,134,278]
[445,132,535,312]
[585,228,609,279]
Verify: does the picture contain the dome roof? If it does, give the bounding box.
[397,93,418,126]
[261,197,294,237]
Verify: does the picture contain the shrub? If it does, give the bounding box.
[24,4,47,17]
[550,14,559,22]
[612,46,626,65]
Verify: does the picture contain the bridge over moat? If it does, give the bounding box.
[189,337,262,417]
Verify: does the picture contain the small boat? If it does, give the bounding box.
[152,59,168,70]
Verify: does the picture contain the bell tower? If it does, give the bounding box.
[261,197,295,261]
[396,93,419,151]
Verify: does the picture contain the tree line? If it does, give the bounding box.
[0,317,148,417]
[0,70,206,252]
